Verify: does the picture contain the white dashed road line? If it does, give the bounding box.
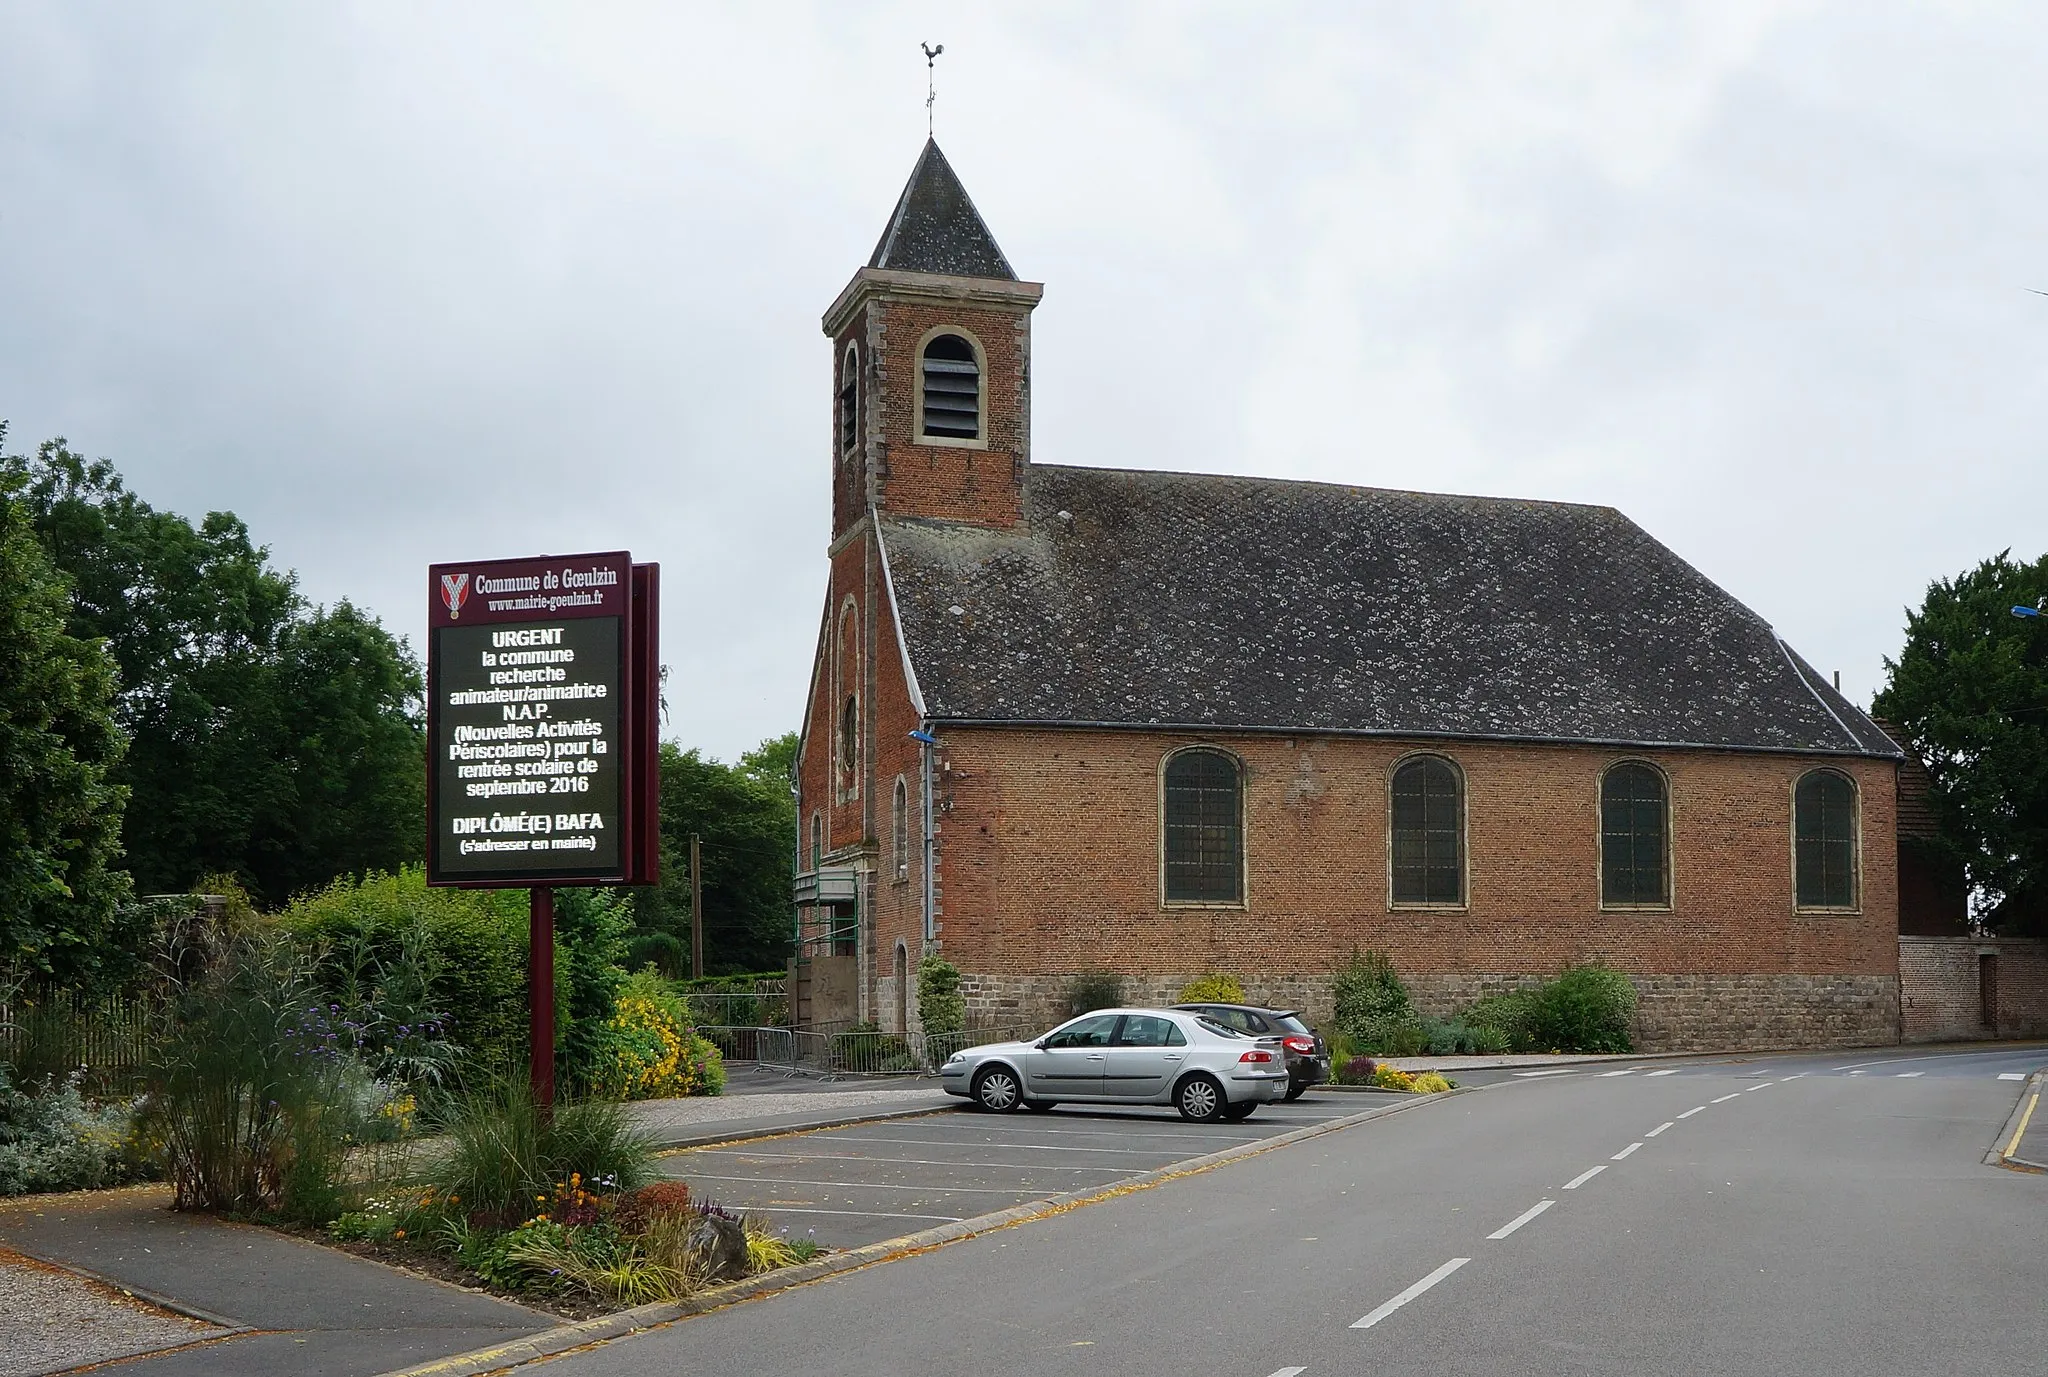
[1513,1069,1577,1078]
[1563,1164,1606,1190]
[1677,1106,1706,1119]
[1598,1069,1639,1077]
[1646,1122,1674,1137]
[1612,1142,1642,1160]
[1352,1258,1471,1330]
[1711,1093,1741,1104]
[1896,1072,1925,1078]
[1645,1069,1679,1077]
[1485,1200,1556,1240]
[2001,1073,2027,1081]
[1265,1368,1308,1377]
[1746,1082,1774,1091]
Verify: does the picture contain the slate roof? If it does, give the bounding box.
[868,139,1017,280]
[880,465,1900,758]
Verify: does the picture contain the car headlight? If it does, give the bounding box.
[945,1052,967,1065]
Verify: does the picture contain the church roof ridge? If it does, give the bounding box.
[868,138,1017,280]
[1024,461,1624,516]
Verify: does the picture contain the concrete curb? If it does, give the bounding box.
[1991,1070,2048,1172]
[0,1242,251,1333]
[373,1090,1458,1377]
[645,1099,959,1153]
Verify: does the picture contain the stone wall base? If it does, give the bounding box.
[960,971,1902,1054]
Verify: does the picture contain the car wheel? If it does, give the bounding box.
[1022,1099,1056,1112]
[1175,1074,1226,1123]
[1283,1082,1307,1102]
[1222,1101,1256,1121]
[972,1066,1022,1112]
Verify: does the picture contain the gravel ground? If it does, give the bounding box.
[0,1245,224,1377]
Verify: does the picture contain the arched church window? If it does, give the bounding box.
[1390,755,1465,907]
[893,776,910,881]
[1162,748,1244,904]
[920,333,981,440]
[1601,762,1670,908]
[1794,770,1859,909]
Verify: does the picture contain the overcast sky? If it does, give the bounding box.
[3,3,2043,762]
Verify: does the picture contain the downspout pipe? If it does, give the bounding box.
[910,727,938,946]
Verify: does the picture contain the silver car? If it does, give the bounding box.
[940,1007,1290,1122]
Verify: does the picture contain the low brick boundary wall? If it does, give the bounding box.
[1900,936,2048,1042]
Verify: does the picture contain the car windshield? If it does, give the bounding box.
[1195,1016,1251,1039]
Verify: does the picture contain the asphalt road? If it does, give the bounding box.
[657,1096,1367,1250]
[533,1043,2048,1377]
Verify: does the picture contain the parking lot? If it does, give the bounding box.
[654,1091,1369,1250]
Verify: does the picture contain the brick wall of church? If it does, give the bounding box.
[927,727,1902,1052]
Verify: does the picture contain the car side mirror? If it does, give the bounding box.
[1033,1039,1048,1050]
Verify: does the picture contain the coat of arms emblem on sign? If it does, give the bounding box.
[440,572,471,620]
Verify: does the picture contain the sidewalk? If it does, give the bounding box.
[0,1187,551,1376]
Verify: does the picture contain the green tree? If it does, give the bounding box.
[625,736,795,976]
[0,447,132,986]
[1874,549,2048,933]
[0,433,424,904]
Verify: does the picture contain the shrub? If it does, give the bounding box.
[139,925,364,1220]
[1063,971,1125,1017]
[1177,973,1246,1004]
[1418,1017,1510,1057]
[1350,1018,1427,1057]
[591,971,722,1100]
[0,1067,141,1196]
[1453,966,1636,1054]
[422,1074,654,1224]
[1331,951,1413,1045]
[625,933,687,981]
[1411,1072,1454,1094]
[1337,1055,1378,1085]
[1370,1064,1416,1092]
[916,954,965,1036]
[614,1180,693,1235]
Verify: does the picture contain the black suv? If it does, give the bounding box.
[1169,1003,1330,1100]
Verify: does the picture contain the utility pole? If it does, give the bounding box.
[529,887,555,1114]
[690,833,704,979]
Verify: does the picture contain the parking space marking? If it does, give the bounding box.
[825,1134,1218,1156]
[940,1124,1265,1143]
[692,1149,1135,1173]
[1563,1165,1606,1189]
[1485,1199,1555,1240]
[743,1205,964,1223]
[1351,1257,1470,1330]
[679,1172,1039,1195]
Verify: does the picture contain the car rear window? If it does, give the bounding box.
[1271,1014,1313,1036]
[1195,1016,1250,1039]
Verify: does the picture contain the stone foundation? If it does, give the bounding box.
[961,970,1902,1053]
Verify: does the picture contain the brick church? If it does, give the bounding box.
[792,139,1918,1052]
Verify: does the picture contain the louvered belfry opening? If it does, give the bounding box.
[920,334,980,439]
[1163,748,1243,903]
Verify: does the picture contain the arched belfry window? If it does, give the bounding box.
[838,344,860,459]
[1795,769,1859,909]
[920,333,981,440]
[1390,756,1465,907]
[1162,748,1243,904]
[838,695,859,795]
[1601,763,1670,908]
[809,812,823,870]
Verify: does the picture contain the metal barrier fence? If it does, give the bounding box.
[698,1022,1036,1080]
[680,990,790,1029]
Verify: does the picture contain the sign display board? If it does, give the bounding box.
[426,551,656,887]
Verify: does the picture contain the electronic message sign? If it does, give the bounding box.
[426,551,657,887]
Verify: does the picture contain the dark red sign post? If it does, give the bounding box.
[426,552,659,1112]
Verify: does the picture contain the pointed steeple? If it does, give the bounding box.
[868,139,1017,280]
